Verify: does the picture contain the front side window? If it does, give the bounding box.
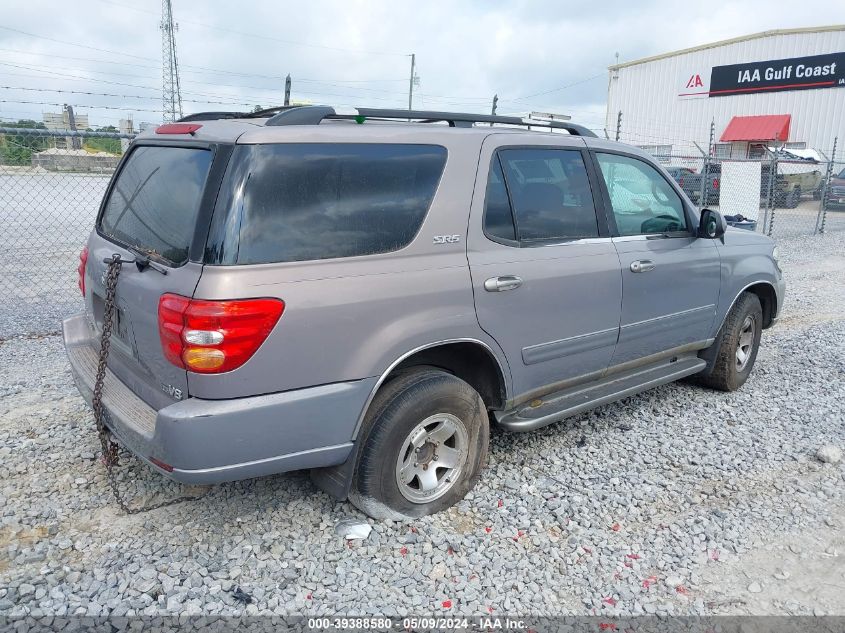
[100,146,212,265]
[217,143,447,264]
[482,148,599,244]
[596,153,688,236]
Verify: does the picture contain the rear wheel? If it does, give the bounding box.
[696,293,763,392]
[348,368,489,520]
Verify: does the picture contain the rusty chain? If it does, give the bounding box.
[91,253,199,514]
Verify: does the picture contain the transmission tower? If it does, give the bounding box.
[160,0,183,122]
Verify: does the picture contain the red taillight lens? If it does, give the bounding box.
[157,294,284,374]
[713,178,719,189]
[77,245,89,296]
[155,123,202,135]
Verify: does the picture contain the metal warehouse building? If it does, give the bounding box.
[606,25,845,159]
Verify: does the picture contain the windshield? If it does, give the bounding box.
[99,146,212,265]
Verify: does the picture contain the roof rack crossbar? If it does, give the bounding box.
[261,105,597,137]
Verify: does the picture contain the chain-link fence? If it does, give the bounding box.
[0,126,133,338]
[1,124,843,339]
[651,148,844,238]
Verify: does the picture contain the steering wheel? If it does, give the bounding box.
[642,214,683,232]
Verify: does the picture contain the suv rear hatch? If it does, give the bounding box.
[84,143,221,409]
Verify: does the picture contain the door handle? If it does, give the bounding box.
[630,260,655,273]
[484,275,523,292]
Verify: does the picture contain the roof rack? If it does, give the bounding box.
[178,111,249,122]
[261,106,597,137]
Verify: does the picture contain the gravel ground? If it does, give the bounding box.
[1,231,844,619]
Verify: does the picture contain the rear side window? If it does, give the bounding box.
[219,143,447,264]
[99,146,212,265]
[483,148,599,244]
[483,157,516,241]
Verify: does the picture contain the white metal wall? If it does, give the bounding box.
[606,29,845,157]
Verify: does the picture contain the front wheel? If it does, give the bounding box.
[696,292,763,391]
[348,368,489,520]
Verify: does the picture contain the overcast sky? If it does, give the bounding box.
[1,0,843,130]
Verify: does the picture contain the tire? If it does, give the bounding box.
[348,368,489,520]
[696,293,763,392]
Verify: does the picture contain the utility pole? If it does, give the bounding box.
[491,94,498,116]
[160,0,183,123]
[615,110,622,142]
[408,53,416,111]
[284,74,291,106]
[64,104,81,150]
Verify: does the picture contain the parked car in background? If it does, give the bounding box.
[760,148,825,208]
[63,105,784,519]
[827,167,845,210]
[761,163,823,208]
[666,165,720,206]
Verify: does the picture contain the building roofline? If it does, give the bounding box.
[608,25,845,70]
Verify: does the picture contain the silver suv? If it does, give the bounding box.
[63,106,785,519]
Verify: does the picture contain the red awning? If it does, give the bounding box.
[720,114,791,142]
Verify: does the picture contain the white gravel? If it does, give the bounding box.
[1,231,844,618]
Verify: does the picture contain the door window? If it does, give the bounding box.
[483,148,599,244]
[596,153,688,236]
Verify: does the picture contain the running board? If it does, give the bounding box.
[496,355,706,432]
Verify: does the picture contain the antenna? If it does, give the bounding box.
[160,0,183,122]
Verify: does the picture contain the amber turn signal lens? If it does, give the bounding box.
[182,347,225,371]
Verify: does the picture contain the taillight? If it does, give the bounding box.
[157,294,284,374]
[713,178,719,189]
[77,245,89,296]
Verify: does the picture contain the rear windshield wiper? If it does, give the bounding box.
[104,245,169,275]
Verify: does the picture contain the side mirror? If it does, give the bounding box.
[698,208,726,239]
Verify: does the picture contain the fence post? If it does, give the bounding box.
[765,151,778,237]
[815,136,837,235]
[699,120,715,207]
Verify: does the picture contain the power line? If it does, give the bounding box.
[0,61,495,108]
[0,85,250,106]
[0,62,261,103]
[92,0,408,57]
[0,25,160,64]
[0,46,408,86]
[513,72,607,101]
[1,99,163,113]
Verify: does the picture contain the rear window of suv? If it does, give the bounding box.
[207,143,447,264]
[99,146,212,265]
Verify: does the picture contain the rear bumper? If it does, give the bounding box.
[62,313,375,484]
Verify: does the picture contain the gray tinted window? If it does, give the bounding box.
[231,144,447,264]
[100,146,212,264]
[483,157,516,241]
[499,149,599,241]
